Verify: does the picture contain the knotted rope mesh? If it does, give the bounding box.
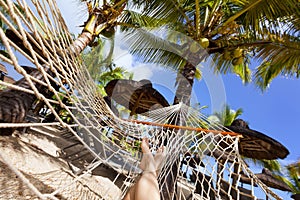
[0,0,283,199]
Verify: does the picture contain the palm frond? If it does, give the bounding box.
[82,39,108,78]
[283,14,300,36]
[211,52,252,84]
[239,0,299,34]
[98,66,131,85]
[211,52,230,70]
[245,158,281,172]
[232,62,252,84]
[123,28,189,71]
[137,0,193,30]
[119,10,169,30]
[286,164,300,192]
[212,104,243,126]
[254,39,300,90]
[233,107,243,120]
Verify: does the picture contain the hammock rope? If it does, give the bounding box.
[0,0,283,199]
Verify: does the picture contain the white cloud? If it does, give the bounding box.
[57,0,87,34]
[129,63,154,80]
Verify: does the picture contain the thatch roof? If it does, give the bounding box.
[225,119,289,160]
[0,63,8,74]
[255,168,292,192]
[0,64,8,74]
[291,194,300,200]
[3,76,15,84]
[182,152,205,168]
[231,171,257,186]
[105,79,169,115]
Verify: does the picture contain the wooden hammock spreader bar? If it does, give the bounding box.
[125,119,241,137]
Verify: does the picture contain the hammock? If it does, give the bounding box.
[0,0,283,199]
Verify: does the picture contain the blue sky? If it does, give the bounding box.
[4,0,297,171]
[138,60,300,164]
[55,0,298,165]
[220,73,300,163]
[4,1,298,198]
[57,2,299,198]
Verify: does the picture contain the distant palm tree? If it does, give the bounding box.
[209,104,243,126]
[212,105,292,195]
[81,34,134,117]
[277,160,300,197]
[80,37,133,93]
[0,0,130,134]
[288,161,300,195]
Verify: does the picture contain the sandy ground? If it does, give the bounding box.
[0,127,121,200]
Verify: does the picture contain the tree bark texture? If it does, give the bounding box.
[161,62,196,200]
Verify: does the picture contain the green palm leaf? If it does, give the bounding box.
[232,0,299,34]
[124,28,188,71]
[211,50,252,84]
[212,104,243,126]
[254,38,300,90]
[140,0,189,25]
[119,10,169,30]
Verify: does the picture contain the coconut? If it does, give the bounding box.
[101,27,115,38]
[199,38,209,48]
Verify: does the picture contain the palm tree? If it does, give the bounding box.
[209,104,243,126]
[286,161,300,197]
[1,0,299,198]
[123,0,300,98]
[81,36,133,93]
[212,105,295,195]
[119,1,299,198]
[81,40,133,116]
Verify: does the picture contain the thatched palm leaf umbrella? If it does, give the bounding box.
[0,67,49,135]
[0,63,8,81]
[291,194,300,200]
[255,168,292,192]
[2,76,15,84]
[225,119,289,160]
[231,172,258,187]
[0,64,8,74]
[0,63,15,85]
[105,79,170,115]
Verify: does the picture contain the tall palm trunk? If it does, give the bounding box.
[173,63,196,106]
[161,62,196,200]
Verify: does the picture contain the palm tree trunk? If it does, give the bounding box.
[161,62,196,200]
[173,62,196,105]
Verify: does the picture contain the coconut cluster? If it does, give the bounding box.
[222,47,244,66]
[189,38,210,53]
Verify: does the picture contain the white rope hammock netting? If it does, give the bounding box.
[0,0,283,199]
